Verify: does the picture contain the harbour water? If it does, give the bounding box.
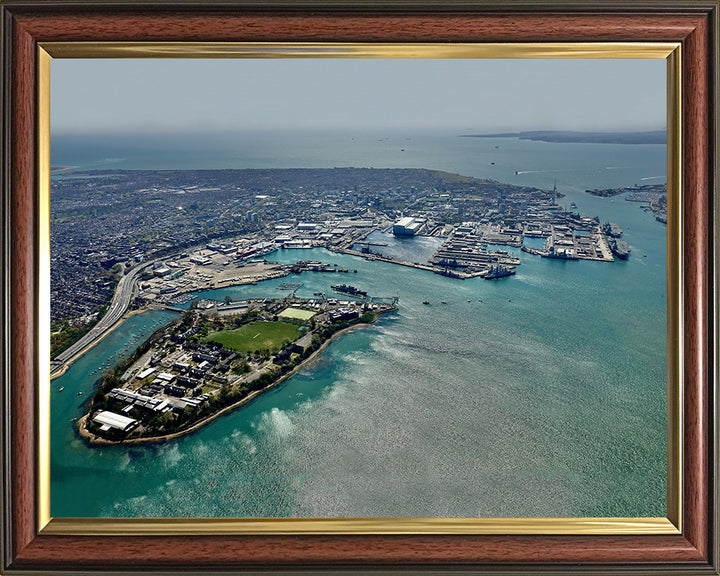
[51,130,667,518]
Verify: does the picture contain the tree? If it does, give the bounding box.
[231,362,249,375]
[180,405,196,423]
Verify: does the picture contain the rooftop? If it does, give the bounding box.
[93,410,138,432]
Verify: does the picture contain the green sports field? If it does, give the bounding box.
[203,321,301,354]
[278,307,316,321]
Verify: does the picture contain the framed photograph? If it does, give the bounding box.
[1,1,717,574]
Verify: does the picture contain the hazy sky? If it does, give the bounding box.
[51,58,666,134]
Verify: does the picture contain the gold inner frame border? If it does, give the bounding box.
[36,41,682,537]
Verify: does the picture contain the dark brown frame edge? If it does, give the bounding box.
[0,1,717,574]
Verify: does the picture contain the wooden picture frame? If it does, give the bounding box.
[1,1,717,573]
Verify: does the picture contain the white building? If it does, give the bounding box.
[189,254,212,266]
[393,217,422,236]
[92,410,139,432]
[136,367,156,380]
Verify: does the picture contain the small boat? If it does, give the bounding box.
[58,387,64,392]
[77,391,83,396]
[423,301,430,305]
[441,301,447,304]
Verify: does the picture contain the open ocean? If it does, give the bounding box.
[50,129,667,518]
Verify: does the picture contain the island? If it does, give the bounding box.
[461,130,666,145]
[78,294,396,444]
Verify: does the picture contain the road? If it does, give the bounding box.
[51,261,154,375]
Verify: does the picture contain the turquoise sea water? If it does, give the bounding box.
[51,131,667,517]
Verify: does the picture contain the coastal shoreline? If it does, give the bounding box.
[77,321,377,446]
[50,308,153,381]
[52,264,301,379]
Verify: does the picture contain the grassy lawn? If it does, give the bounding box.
[204,321,301,354]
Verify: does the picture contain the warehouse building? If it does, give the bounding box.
[393,217,422,236]
[92,410,139,432]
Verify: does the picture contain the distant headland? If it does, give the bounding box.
[460,130,666,145]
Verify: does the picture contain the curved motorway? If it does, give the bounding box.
[51,262,153,376]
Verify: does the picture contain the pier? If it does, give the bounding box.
[335,247,437,274]
[159,305,186,313]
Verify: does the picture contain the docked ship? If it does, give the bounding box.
[331,284,368,297]
[609,237,631,260]
[541,251,579,260]
[437,257,462,268]
[602,222,623,237]
[434,268,464,279]
[521,245,545,256]
[482,264,516,280]
[282,240,313,249]
[540,234,579,260]
[237,242,278,261]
